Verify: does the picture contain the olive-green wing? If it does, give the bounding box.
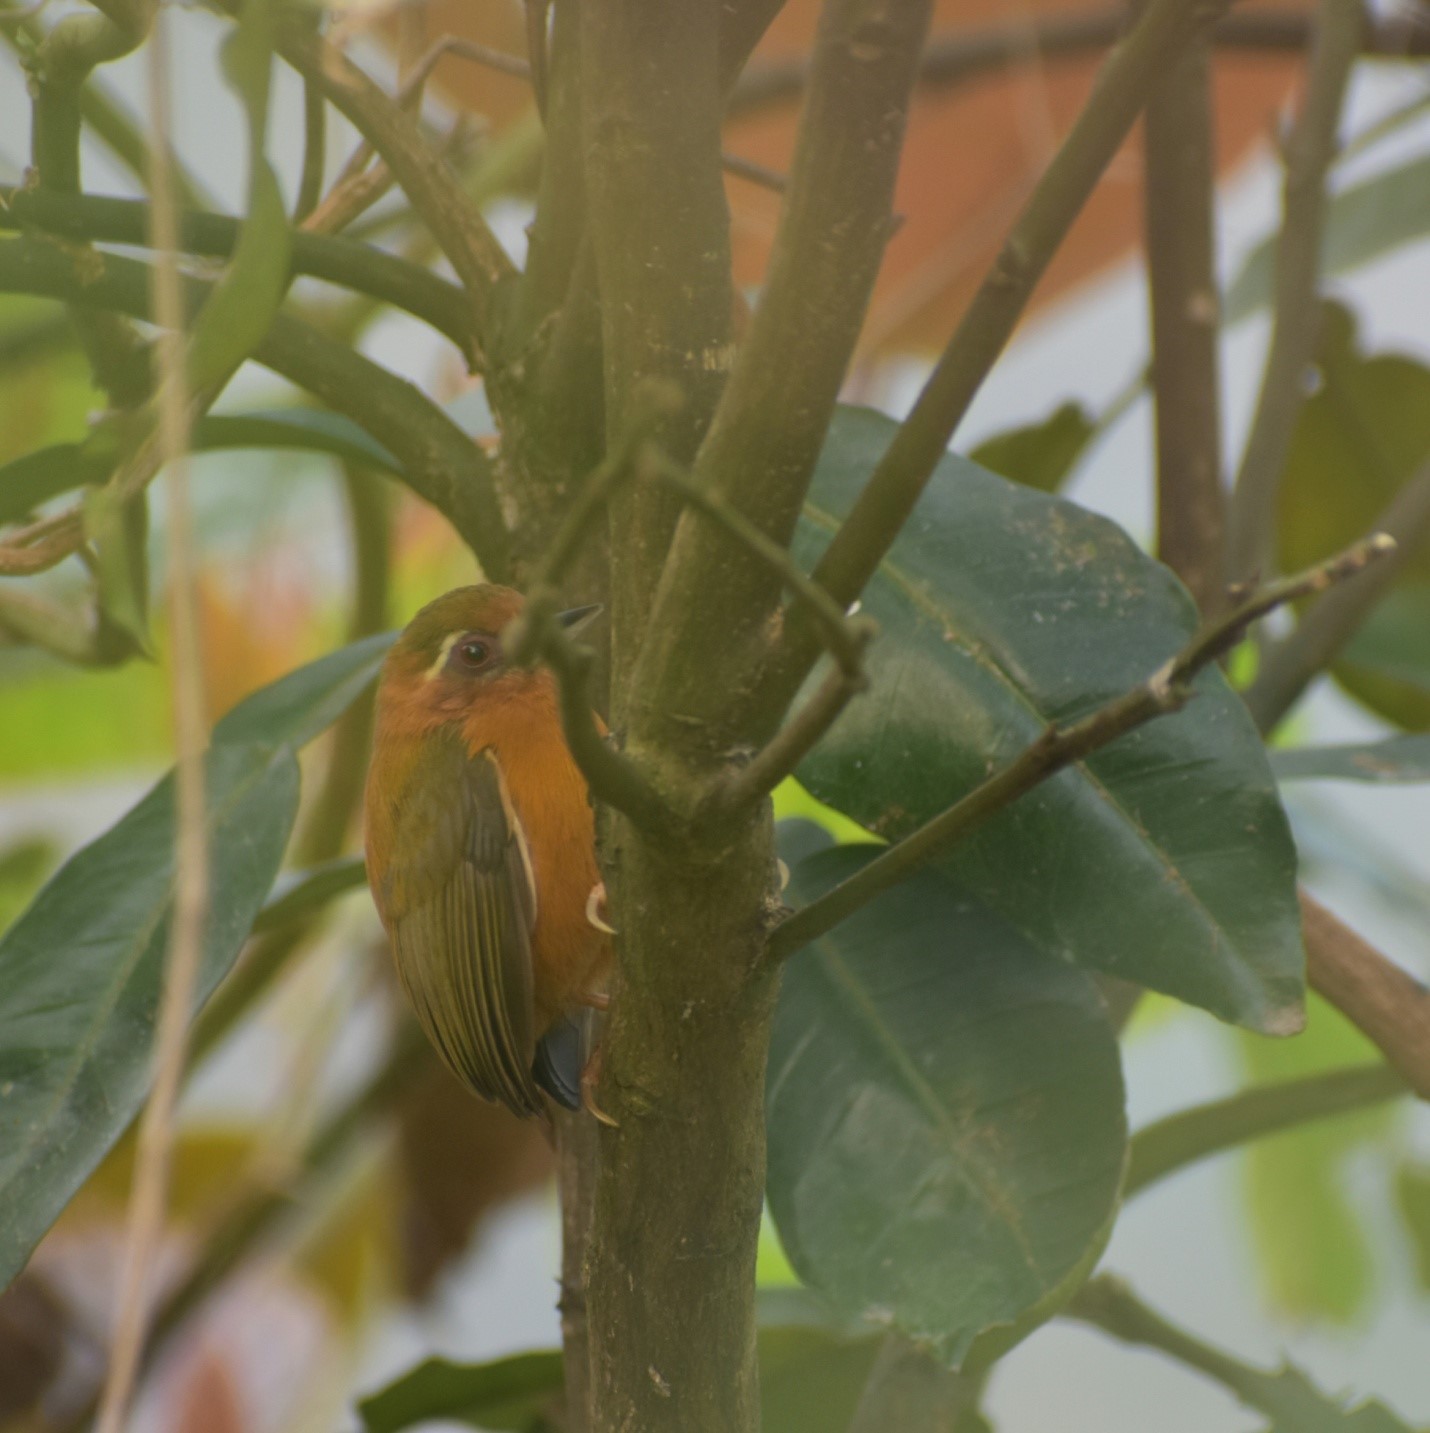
[380,731,543,1116]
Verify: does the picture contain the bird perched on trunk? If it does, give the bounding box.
[364,585,612,1121]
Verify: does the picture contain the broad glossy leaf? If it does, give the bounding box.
[1277,306,1430,729]
[0,635,390,1288]
[795,406,1303,1031]
[1227,155,1430,325]
[1273,736,1430,784]
[211,630,393,750]
[0,743,298,1290]
[767,846,1126,1366]
[969,400,1095,494]
[359,1351,562,1433]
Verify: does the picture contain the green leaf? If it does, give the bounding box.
[795,405,1303,1032]
[1227,154,1430,325]
[0,742,298,1290]
[1273,735,1430,784]
[211,629,393,750]
[82,486,150,655]
[969,400,1095,493]
[359,1351,564,1433]
[1276,305,1430,729]
[185,0,291,393]
[767,846,1126,1366]
[0,635,389,1288]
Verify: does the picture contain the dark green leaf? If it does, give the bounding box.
[767,846,1126,1366]
[796,406,1303,1031]
[969,400,1095,493]
[0,635,389,1287]
[83,487,150,655]
[1273,735,1430,784]
[212,630,393,751]
[0,443,106,525]
[0,742,299,1289]
[1277,306,1430,730]
[359,1351,564,1433]
[1227,155,1430,324]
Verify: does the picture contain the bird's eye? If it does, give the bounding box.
[454,635,493,671]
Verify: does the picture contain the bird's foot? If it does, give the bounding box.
[581,1046,618,1128]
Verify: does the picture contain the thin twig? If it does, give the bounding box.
[0,508,85,574]
[645,450,875,680]
[1124,1061,1405,1197]
[1067,1276,1336,1416]
[767,536,1395,963]
[710,661,868,814]
[1301,891,1430,1100]
[1244,456,1430,733]
[1225,0,1364,585]
[1143,28,1225,611]
[762,0,1238,721]
[95,9,206,1429]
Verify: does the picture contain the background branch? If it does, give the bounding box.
[1226,0,1364,585]
[766,0,1237,715]
[1301,891,1430,1100]
[1143,26,1225,611]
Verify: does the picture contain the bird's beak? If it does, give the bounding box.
[557,604,602,636]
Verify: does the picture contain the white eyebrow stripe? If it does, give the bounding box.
[424,631,460,680]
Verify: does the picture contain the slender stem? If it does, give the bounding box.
[260,11,516,359]
[1124,1062,1405,1197]
[1244,457,1430,733]
[0,237,511,577]
[1067,1276,1310,1413]
[768,538,1394,963]
[1143,28,1225,611]
[0,187,473,356]
[768,0,1236,719]
[1225,0,1364,585]
[294,75,326,223]
[1301,891,1430,1100]
[95,11,204,1428]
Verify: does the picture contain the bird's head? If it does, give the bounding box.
[377,584,598,732]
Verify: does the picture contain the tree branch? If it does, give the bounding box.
[728,7,1430,116]
[1300,891,1430,1100]
[1124,1061,1405,1197]
[630,0,933,755]
[1225,0,1364,586]
[0,236,511,578]
[262,10,517,362]
[767,537,1394,963]
[1143,27,1225,611]
[764,0,1238,716]
[1243,456,1430,733]
[0,187,475,357]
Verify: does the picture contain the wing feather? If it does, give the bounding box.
[384,732,543,1116]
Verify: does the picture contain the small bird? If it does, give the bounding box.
[364,585,612,1121]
